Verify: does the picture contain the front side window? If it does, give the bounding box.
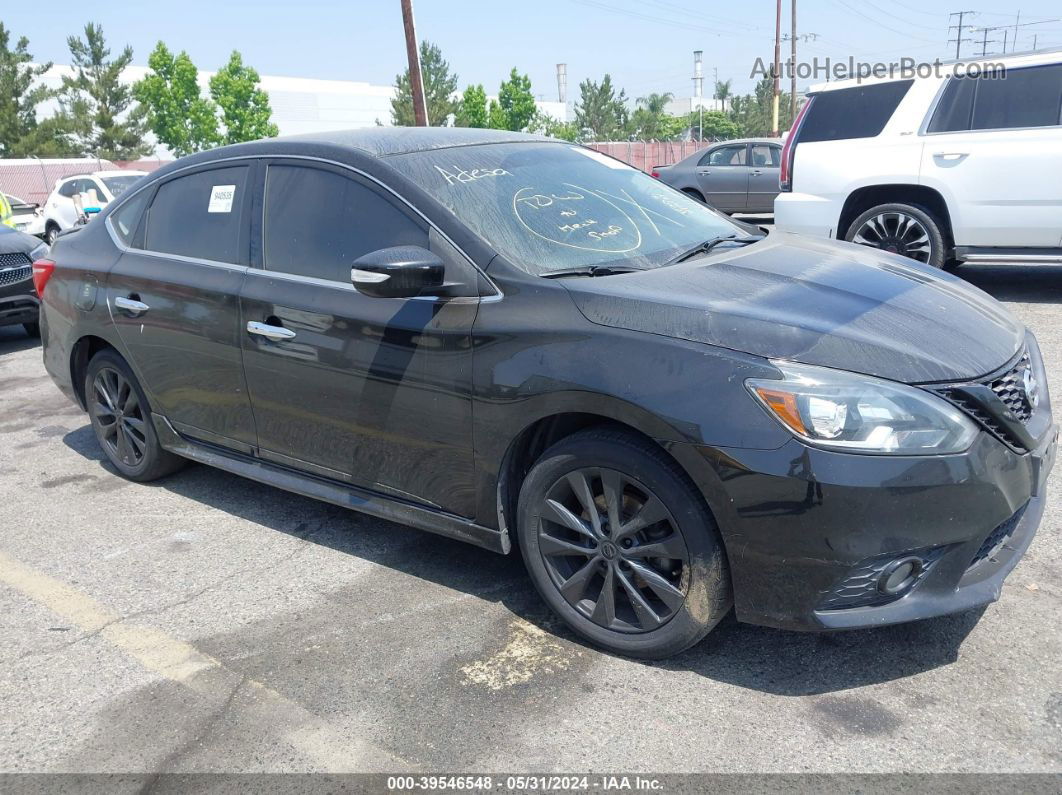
[143,166,249,263]
[704,145,747,166]
[58,181,78,199]
[262,164,428,283]
[801,80,913,142]
[388,142,745,276]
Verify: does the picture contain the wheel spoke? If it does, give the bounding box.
[590,565,617,627]
[614,494,669,541]
[124,423,147,455]
[94,379,116,412]
[600,469,623,533]
[539,532,596,558]
[566,471,602,536]
[628,531,686,561]
[93,400,116,420]
[542,498,595,540]
[121,383,138,414]
[628,560,686,611]
[100,418,119,443]
[559,558,599,603]
[616,569,663,630]
[116,425,133,463]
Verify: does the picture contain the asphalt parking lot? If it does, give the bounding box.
[1,264,1061,775]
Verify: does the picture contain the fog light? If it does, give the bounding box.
[878,556,923,595]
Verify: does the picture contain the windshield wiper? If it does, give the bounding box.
[666,234,764,265]
[541,265,646,279]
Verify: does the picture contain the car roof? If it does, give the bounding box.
[674,137,782,165]
[808,46,1062,93]
[266,127,553,158]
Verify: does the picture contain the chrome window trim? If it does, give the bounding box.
[104,153,501,299]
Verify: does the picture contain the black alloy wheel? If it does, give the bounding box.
[86,349,186,481]
[91,366,148,468]
[538,467,690,633]
[517,428,731,659]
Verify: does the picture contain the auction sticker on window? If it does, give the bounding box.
[208,185,237,213]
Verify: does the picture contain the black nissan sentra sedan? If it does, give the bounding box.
[36,129,1056,658]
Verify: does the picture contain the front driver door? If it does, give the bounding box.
[696,144,750,212]
[239,160,480,517]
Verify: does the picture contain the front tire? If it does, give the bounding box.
[44,224,60,246]
[845,202,946,268]
[517,428,731,659]
[86,349,186,482]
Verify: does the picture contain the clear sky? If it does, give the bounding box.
[7,1,1062,100]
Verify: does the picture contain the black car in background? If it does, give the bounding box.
[0,225,48,338]
[36,129,1056,658]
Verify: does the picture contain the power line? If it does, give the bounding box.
[949,10,977,58]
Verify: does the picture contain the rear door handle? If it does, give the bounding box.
[933,151,968,159]
[114,296,149,316]
[247,321,296,341]
[750,169,763,176]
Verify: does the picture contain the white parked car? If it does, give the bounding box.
[3,194,46,237]
[43,171,146,244]
[775,49,1062,268]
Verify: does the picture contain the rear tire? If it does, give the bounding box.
[23,321,40,338]
[845,202,946,268]
[44,224,60,246]
[682,188,706,203]
[517,427,731,659]
[86,349,186,482]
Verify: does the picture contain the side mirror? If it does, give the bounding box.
[351,245,445,299]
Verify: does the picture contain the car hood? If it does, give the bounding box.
[561,233,1024,383]
[0,226,42,255]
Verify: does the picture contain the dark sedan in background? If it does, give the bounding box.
[653,137,783,214]
[35,128,1056,659]
[0,225,48,338]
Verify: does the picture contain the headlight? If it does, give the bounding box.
[29,242,49,261]
[746,362,978,455]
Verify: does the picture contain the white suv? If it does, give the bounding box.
[43,170,146,244]
[775,50,1062,268]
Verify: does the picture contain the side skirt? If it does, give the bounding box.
[152,413,510,555]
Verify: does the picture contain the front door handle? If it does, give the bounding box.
[247,321,296,342]
[750,169,763,176]
[933,151,968,160]
[114,296,149,316]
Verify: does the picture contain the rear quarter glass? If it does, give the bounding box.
[800,80,914,142]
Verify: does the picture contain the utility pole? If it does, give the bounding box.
[1003,29,1009,53]
[771,0,781,137]
[1012,11,1020,54]
[400,0,428,126]
[976,27,995,57]
[949,11,975,59]
[790,0,797,124]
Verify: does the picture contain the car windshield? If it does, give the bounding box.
[101,175,142,197]
[388,142,746,275]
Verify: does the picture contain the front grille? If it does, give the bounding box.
[990,354,1033,422]
[938,349,1038,452]
[0,260,32,287]
[817,546,948,611]
[968,503,1026,571]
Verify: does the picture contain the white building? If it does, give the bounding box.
[33,64,568,158]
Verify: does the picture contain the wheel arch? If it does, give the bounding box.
[70,334,120,410]
[491,405,730,557]
[838,184,954,249]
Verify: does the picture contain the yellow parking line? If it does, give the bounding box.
[0,550,411,772]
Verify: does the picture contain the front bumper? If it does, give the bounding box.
[0,285,39,328]
[687,423,1056,632]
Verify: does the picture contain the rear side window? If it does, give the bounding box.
[111,190,151,245]
[800,80,913,142]
[262,164,427,283]
[143,166,249,263]
[58,181,78,198]
[930,66,1062,132]
[750,144,780,167]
